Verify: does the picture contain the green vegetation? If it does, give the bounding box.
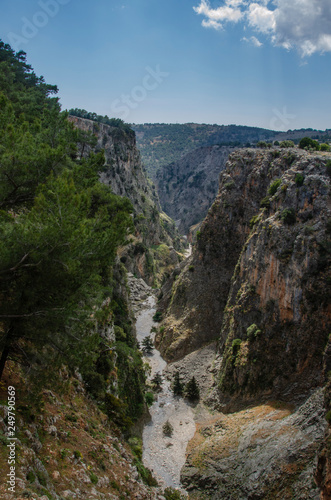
[268,179,282,196]
[69,108,133,135]
[151,372,163,391]
[163,420,174,437]
[326,160,331,176]
[132,123,277,178]
[299,137,320,151]
[90,472,98,485]
[164,487,186,500]
[141,335,154,354]
[247,324,261,341]
[185,376,200,401]
[295,173,305,186]
[172,371,184,396]
[320,143,330,152]
[260,196,271,208]
[281,208,296,225]
[279,140,295,148]
[153,311,163,322]
[0,41,149,435]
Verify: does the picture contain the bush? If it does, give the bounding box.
[280,140,295,148]
[295,173,304,186]
[164,487,186,500]
[232,338,242,356]
[299,137,320,151]
[281,208,296,225]
[189,265,195,272]
[163,420,174,437]
[145,392,154,406]
[326,160,331,176]
[172,371,184,396]
[257,141,267,148]
[90,472,98,485]
[247,324,261,341]
[274,140,280,146]
[320,143,330,152]
[268,179,281,196]
[249,215,259,228]
[153,311,163,322]
[185,376,200,401]
[260,196,271,208]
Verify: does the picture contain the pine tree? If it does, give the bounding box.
[162,420,173,437]
[141,335,154,354]
[172,371,184,396]
[151,372,163,391]
[185,376,200,401]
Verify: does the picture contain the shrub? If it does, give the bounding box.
[90,472,98,485]
[247,324,261,341]
[295,173,304,186]
[189,265,195,272]
[164,487,186,500]
[172,371,184,396]
[232,338,242,356]
[268,179,281,196]
[320,143,330,152]
[326,410,331,424]
[185,376,200,401]
[299,137,320,151]
[280,140,295,148]
[153,311,163,322]
[257,141,267,148]
[326,160,331,176]
[249,215,259,228]
[26,471,36,483]
[260,196,271,208]
[163,420,174,437]
[274,140,280,146]
[145,392,154,406]
[281,208,296,225]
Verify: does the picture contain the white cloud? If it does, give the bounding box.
[242,35,263,46]
[193,0,244,30]
[193,0,331,56]
[247,3,276,33]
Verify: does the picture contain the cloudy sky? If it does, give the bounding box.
[1,0,331,130]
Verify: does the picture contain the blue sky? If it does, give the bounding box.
[1,0,331,130]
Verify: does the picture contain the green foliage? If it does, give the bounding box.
[163,488,186,500]
[172,371,184,396]
[299,137,320,151]
[268,179,281,196]
[295,173,304,186]
[249,215,260,228]
[188,265,195,272]
[185,376,200,401]
[153,311,163,322]
[326,160,331,176]
[145,392,154,406]
[69,108,133,135]
[279,140,295,148]
[257,141,267,148]
[247,324,261,341]
[260,196,271,208]
[151,372,163,391]
[26,471,36,483]
[90,472,98,485]
[320,143,330,152]
[281,208,296,225]
[141,335,154,354]
[326,410,331,424]
[163,420,174,437]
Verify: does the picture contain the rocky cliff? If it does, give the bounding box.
[156,147,331,498]
[69,116,183,286]
[157,149,331,405]
[156,145,234,235]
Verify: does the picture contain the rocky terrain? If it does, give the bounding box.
[69,116,183,286]
[154,147,331,497]
[156,145,234,235]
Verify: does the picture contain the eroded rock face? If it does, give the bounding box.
[157,149,331,406]
[68,116,182,286]
[182,389,326,499]
[156,145,234,234]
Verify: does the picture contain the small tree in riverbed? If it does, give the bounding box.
[141,335,154,354]
[172,371,184,396]
[163,420,173,437]
[151,372,163,391]
[185,376,200,401]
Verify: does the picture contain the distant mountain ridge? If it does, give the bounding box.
[132,122,331,179]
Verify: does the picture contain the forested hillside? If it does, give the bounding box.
[0,41,166,499]
[132,123,331,179]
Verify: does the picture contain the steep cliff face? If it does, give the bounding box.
[157,149,331,403]
[156,145,234,234]
[69,116,182,286]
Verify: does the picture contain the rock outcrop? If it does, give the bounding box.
[69,116,183,286]
[156,145,234,234]
[157,149,331,405]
